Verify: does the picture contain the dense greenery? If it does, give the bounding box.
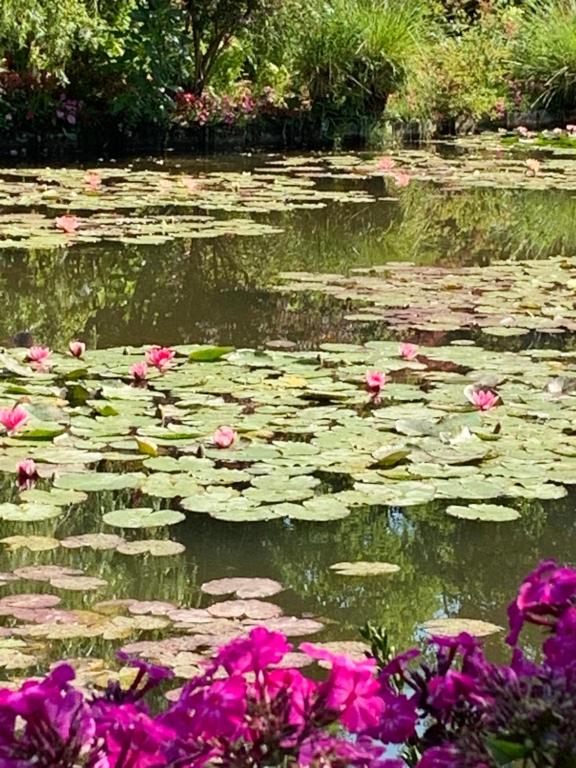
[1,0,576,150]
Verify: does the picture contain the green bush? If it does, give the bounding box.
[388,3,519,129]
[295,0,427,119]
[513,0,576,109]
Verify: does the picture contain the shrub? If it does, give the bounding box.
[513,0,576,109]
[388,3,520,130]
[295,0,427,122]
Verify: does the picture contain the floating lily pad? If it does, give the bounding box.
[0,535,60,551]
[422,618,503,637]
[329,561,401,576]
[60,533,126,550]
[103,507,185,529]
[116,540,186,556]
[446,504,520,522]
[201,578,284,599]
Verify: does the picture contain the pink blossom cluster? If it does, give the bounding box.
[174,86,283,128]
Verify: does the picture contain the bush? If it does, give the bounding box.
[513,0,576,109]
[295,0,427,124]
[388,3,520,130]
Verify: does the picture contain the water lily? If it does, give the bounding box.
[399,342,418,360]
[146,346,175,372]
[470,389,499,411]
[0,405,29,434]
[17,458,38,486]
[55,215,79,233]
[377,156,395,171]
[25,346,52,367]
[393,172,411,188]
[130,362,148,384]
[365,370,386,402]
[69,340,86,358]
[85,171,101,190]
[524,158,540,176]
[213,426,237,449]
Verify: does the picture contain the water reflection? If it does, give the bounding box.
[1,181,576,349]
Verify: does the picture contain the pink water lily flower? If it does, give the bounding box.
[85,171,101,190]
[146,346,175,372]
[130,362,148,384]
[525,158,540,176]
[399,342,418,360]
[213,426,237,449]
[0,405,29,434]
[377,156,395,171]
[470,389,499,411]
[393,172,411,188]
[17,458,38,485]
[26,346,52,366]
[55,215,79,234]
[69,341,86,358]
[365,370,386,401]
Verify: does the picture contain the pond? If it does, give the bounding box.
[0,140,575,684]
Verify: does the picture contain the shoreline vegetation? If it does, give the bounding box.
[2,0,576,157]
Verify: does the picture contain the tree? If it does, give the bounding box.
[182,0,273,93]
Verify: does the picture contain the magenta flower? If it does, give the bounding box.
[418,746,461,768]
[399,342,418,360]
[506,559,576,645]
[469,388,499,411]
[146,346,175,372]
[213,426,237,449]
[68,340,86,358]
[95,702,173,768]
[17,459,38,487]
[26,346,52,365]
[378,689,417,744]
[0,405,29,434]
[365,370,386,401]
[185,676,247,739]
[301,644,384,733]
[130,361,148,384]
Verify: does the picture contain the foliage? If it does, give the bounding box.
[513,0,576,109]
[295,0,427,127]
[388,2,520,128]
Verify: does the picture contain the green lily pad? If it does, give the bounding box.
[103,507,185,529]
[446,503,520,522]
[329,561,401,576]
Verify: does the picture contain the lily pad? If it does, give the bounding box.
[103,508,185,529]
[329,561,401,576]
[446,504,520,522]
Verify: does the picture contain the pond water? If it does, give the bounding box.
[0,143,575,682]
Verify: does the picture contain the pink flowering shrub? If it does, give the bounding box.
[0,562,575,766]
[174,85,289,128]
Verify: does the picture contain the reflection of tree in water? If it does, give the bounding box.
[262,497,576,651]
[2,183,576,346]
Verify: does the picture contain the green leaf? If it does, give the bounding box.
[103,507,185,529]
[188,346,234,362]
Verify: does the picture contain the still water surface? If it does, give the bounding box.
[0,149,575,669]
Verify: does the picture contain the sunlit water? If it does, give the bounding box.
[1,148,575,673]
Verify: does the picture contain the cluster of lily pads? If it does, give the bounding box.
[277,252,576,334]
[0,340,573,527]
[0,165,373,250]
